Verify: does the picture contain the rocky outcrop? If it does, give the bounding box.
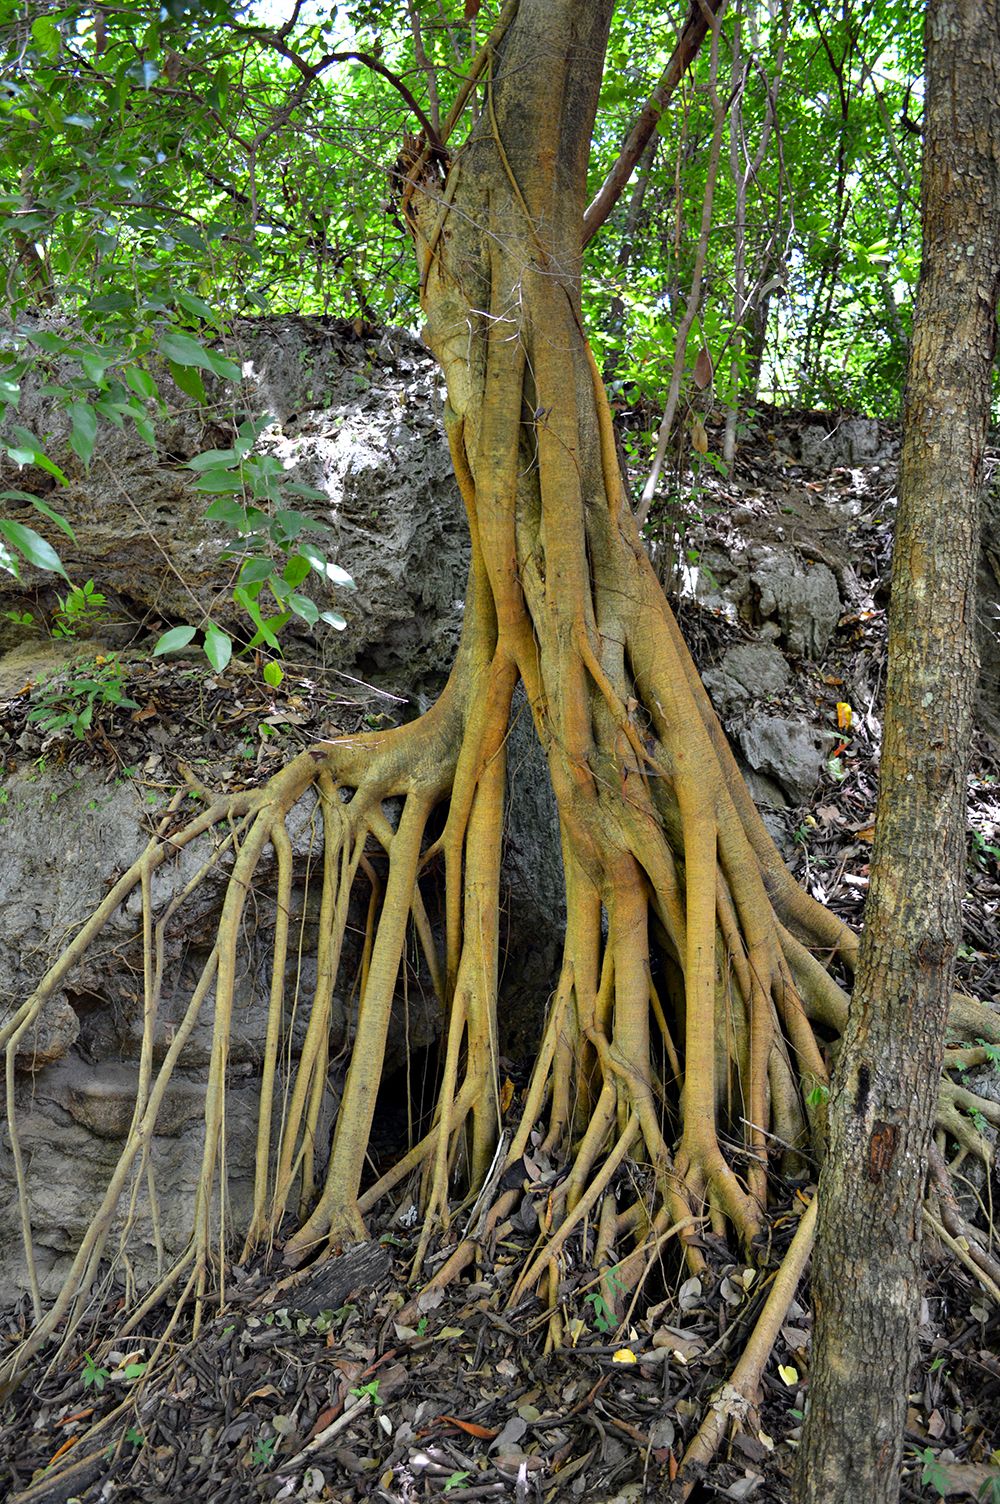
[0,317,469,695]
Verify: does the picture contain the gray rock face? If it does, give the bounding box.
[0,317,469,695]
[0,765,437,1294]
[750,549,840,660]
[701,642,791,717]
[689,538,841,663]
[739,715,838,805]
[788,414,897,470]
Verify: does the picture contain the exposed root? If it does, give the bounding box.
[4,65,1000,1473]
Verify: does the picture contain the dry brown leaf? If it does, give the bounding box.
[434,1415,498,1439]
[693,347,713,389]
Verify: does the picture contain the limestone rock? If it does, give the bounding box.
[739,715,838,806]
[750,549,840,659]
[701,642,790,717]
[12,994,79,1071]
[0,317,469,694]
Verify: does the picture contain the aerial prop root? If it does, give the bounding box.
[2,628,1000,1413]
[0,694,482,1391]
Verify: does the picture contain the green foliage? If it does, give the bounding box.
[80,1351,110,1391]
[920,1447,950,1498]
[251,1434,277,1468]
[585,1265,626,1333]
[51,579,107,638]
[28,658,138,740]
[349,1379,382,1404]
[0,0,932,616]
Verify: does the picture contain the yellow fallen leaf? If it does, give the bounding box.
[778,1364,799,1386]
[691,418,709,454]
[612,1348,638,1364]
[836,701,853,732]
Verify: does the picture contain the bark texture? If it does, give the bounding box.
[797,4,1000,1500]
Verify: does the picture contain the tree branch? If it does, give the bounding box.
[230,19,445,152]
[582,0,727,248]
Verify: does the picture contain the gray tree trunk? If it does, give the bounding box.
[796,3,1000,1501]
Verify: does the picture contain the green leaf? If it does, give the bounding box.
[160,330,241,383]
[238,557,275,585]
[282,554,311,589]
[320,609,347,631]
[9,429,70,485]
[88,293,132,313]
[203,349,242,382]
[0,490,75,540]
[205,497,248,528]
[299,542,354,588]
[288,593,319,626]
[176,290,221,329]
[166,360,206,403]
[203,622,232,672]
[153,625,197,655]
[30,330,69,355]
[0,520,68,577]
[263,660,283,688]
[191,470,244,493]
[132,414,156,447]
[30,18,61,59]
[80,353,108,386]
[69,403,98,467]
[187,448,241,471]
[124,367,158,401]
[160,330,214,368]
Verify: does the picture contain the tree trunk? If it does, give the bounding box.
[797,4,1000,1500]
[7,0,1000,1450]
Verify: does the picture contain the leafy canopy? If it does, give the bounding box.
[0,0,926,653]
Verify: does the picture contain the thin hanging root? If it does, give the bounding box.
[510,1118,641,1304]
[677,1195,818,1495]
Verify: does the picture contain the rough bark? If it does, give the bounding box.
[797,4,1000,1500]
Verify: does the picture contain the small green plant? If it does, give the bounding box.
[971,830,1000,869]
[251,1434,277,1467]
[81,1352,110,1391]
[807,1083,831,1108]
[350,1379,381,1404]
[919,1447,950,1498]
[444,1471,472,1491]
[978,1038,1000,1068]
[151,415,356,671]
[585,1266,627,1334]
[125,1426,144,1448]
[51,579,108,638]
[28,658,138,739]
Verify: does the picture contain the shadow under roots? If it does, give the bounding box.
[363,1040,443,1191]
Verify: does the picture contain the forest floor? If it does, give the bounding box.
[1,409,999,1503]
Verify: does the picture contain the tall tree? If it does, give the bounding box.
[797,2,1000,1499]
[2,10,1000,1486]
